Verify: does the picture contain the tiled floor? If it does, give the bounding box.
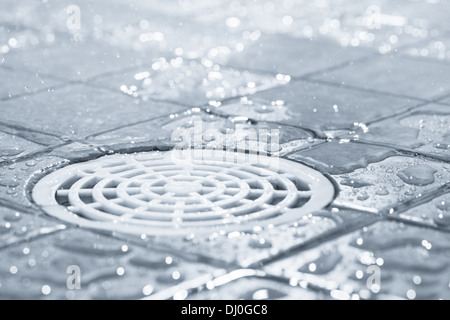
[0,0,449,300]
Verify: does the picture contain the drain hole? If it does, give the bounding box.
[289,197,311,208]
[58,176,80,190]
[271,183,287,191]
[109,165,135,174]
[104,192,117,200]
[56,194,69,206]
[292,179,311,192]
[270,196,284,206]
[102,161,127,168]
[80,194,95,205]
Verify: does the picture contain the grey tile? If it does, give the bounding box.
[0,131,44,161]
[288,141,396,175]
[218,80,418,130]
[0,67,62,99]
[0,84,185,139]
[312,55,450,100]
[395,193,450,230]
[225,34,372,77]
[1,40,164,81]
[338,104,450,157]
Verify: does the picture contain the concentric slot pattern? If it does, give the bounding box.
[33,151,335,236]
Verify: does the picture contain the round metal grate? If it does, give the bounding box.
[33,151,335,236]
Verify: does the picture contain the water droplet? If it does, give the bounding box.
[130,254,176,268]
[397,165,437,186]
[434,211,450,227]
[249,237,273,249]
[434,143,450,150]
[142,284,154,296]
[239,288,287,300]
[375,186,389,196]
[157,271,184,284]
[0,179,20,188]
[41,285,51,295]
[25,160,37,167]
[3,212,22,222]
[340,178,372,188]
[298,250,342,274]
[55,238,129,256]
[357,191,370,201]
[0,148,23,157]
[0,226,11,235]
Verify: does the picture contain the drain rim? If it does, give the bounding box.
[33,150,335,236]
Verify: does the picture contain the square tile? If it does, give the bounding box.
[339,104,450,157]
[0,84,185,139]
[312,55,450,100]
[1,40,163,81]
[0,131,43,161]
[288,141,395,175]
[226,81,417,130]
[0,66,62,99]
[225,34,372,77]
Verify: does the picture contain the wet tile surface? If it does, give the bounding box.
[1,0,450,300]
[216,80,419,130]
[0,67,62,100]
[0,84,185,139]
[225,34,372,77]
[312,55,450,100]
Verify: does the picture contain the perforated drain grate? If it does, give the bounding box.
[33,151,335,236]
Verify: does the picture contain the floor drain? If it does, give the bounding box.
[33,151,335,236]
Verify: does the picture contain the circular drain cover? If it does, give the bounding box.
[33,151,335,236]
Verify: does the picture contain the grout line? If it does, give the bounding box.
[349,140,450,163]
[0,197,37,214]
[253,215,382,268]
[302,77,428,102]
[364,101,433,126]
[0,142,71,166]
[0,81,77,102]
[296,52,380,80]
[0,121,63,139]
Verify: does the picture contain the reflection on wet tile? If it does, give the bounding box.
[266,220,450,300]
[0,227,217,299]
[150,214,338,268]
[189,276,316,300]
[0,206,63,250]
[288,141,396,175]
